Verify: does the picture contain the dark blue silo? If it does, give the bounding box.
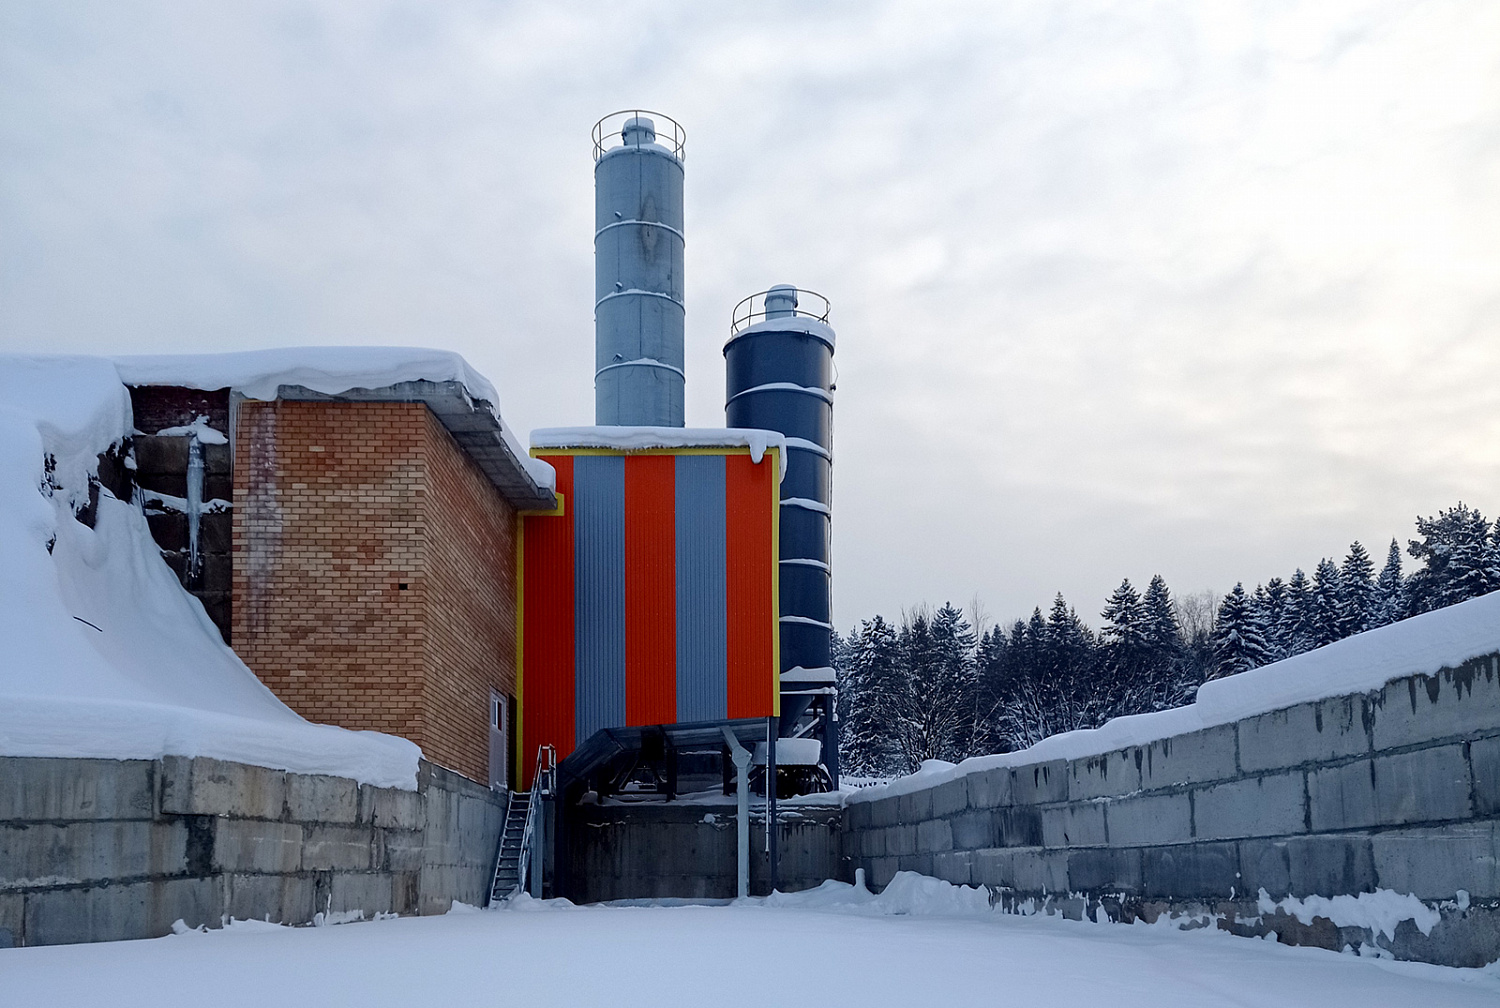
[593,111,687,427]
[724,285,835,736]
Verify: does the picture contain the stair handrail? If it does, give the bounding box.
[516,744,557,897]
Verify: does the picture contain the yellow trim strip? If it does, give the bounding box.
[531,446,763,459]
[769,446,782,718]
[514,509,525,786]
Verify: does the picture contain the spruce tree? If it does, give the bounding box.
[1142,574,1190,706]
[1277,568,1315,657]
[1407,503,1500,613]
[1100,579,1153,717]
[1370,538,1406,627]
[1260,578,1288,659]
[835,617,902,777]
[1211,583,1273,677]
[1338,541,1376,636]
[1310,559,1344,648]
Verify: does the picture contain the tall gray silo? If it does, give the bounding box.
[724,285,837,770]
[593,111,686,427]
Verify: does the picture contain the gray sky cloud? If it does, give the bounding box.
[3,0,1497,630]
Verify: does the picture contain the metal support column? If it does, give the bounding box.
[721,727,751,900]
[766,717,779,894]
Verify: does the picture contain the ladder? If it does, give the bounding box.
[487,745,556,906]
[487,790,529,904]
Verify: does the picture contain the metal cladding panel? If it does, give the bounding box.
[595,143,686,427]
[780,562,831,624]
[728,391,830,446]
[624,454,677,726]
[520,456,576,788]
[780,620,833,669]
[573,455,627,742]
[724,452,779,719]
[780,453,831,504]
[779,499,831,560]
[520,447,778,775]
[724,330,833,395]
[675,454,727,722]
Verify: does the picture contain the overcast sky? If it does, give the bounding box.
[3,1,1498,633]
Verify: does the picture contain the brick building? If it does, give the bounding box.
[123,362,555,788]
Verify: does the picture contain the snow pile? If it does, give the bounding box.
[763,872,992,917]
[114,346,555,492]
[152,415,227,443]
[851,591,1500,803]
[1258,888,1442,941]
[0,355,420,788]
[531,426,788,475]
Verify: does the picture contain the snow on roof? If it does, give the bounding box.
[724,315,836,351]
[849,589,1500,804]
[113,346,498,403]
[0,354,420,787]
[531,425,788,473]
[112,346,555,496]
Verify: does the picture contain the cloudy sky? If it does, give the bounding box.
[3,1,1498,633]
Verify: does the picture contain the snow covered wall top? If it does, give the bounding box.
[849,589,1500,802]
[114,346,555,493]
[531,425,788,478]
[0,354,428,788]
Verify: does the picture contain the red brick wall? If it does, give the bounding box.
[421,408,518,784]
[232,400,517,783]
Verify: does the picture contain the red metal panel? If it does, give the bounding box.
[522,454,575,787]
[624,454,677,726]
[724,452,776,719]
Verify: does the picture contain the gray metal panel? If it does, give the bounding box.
[573,455,626,740]
[594,137,686,427]
[674,454,727,722]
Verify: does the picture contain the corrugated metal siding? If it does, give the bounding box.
[624,454,677,725]
[724,452,777,719]
[521,447,778,773]
[674,454,727,722]
[573,455,626,742]
[521,455,575,787]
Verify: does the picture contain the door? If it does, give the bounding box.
[489,690,509,790]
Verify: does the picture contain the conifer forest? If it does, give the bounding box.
[836,502,1500,778]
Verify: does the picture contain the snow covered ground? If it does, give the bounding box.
[5,876,1497,1007]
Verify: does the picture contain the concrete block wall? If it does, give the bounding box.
[842,653,1500,967]
[565,802,842,903]
[0,756,504,947]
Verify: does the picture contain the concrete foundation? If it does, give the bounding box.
[0,756,504,947]
[842,652,1500,968]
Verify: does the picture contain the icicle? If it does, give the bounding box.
[186,432,204,585]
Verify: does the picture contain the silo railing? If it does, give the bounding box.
[592,109,687,161]
[729,287,832,336]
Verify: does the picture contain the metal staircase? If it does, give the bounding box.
[487,745,555,906]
